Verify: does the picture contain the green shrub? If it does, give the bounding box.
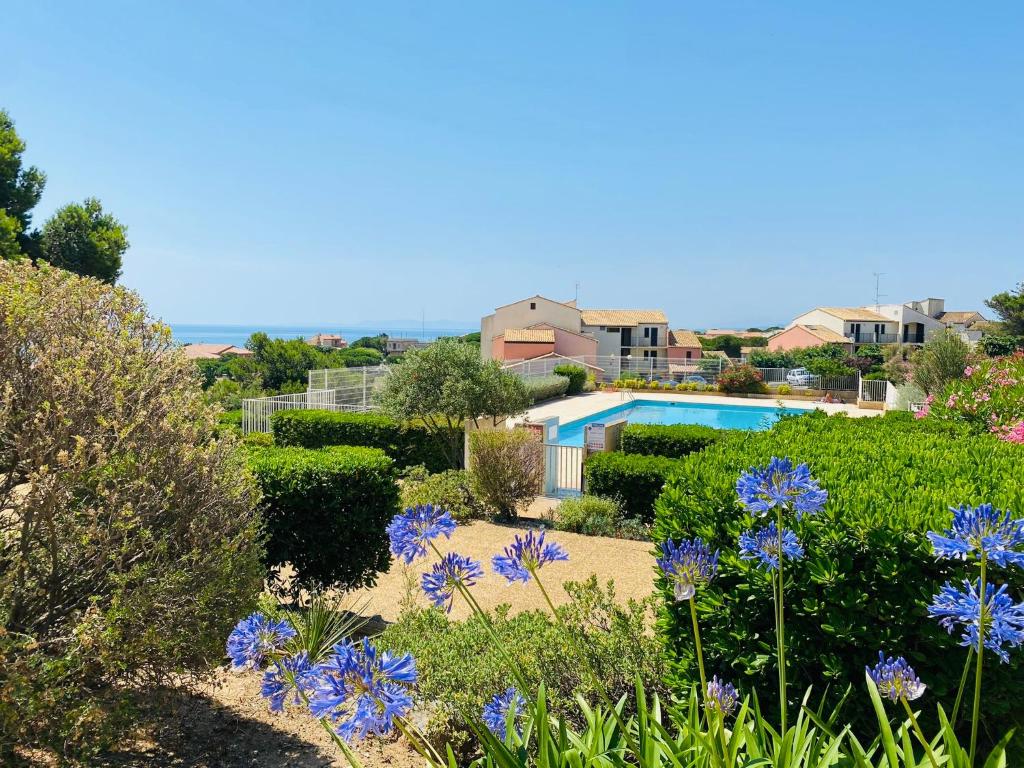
[717,364,767,394]
[468,429,544,520]
[621,423,722,459]
[584,451,680,522]
[242,429,274,447]
[547,495,622,536]
[270,409,459,472]
[653,411,1024,739]
[401,469,487,521]
[524,374,570,403]
[553,364,587,395]
[378,577,667,753]
[248,445,399,596]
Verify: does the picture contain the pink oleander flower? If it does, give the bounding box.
[1001,422,1024,444]
[947,394,959,408]
[925,394,936,405]
[964,366,975,377]
[914,405,930,420]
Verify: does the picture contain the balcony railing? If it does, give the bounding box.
[847,332,898,344]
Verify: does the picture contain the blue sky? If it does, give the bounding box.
[6,2,1022,330]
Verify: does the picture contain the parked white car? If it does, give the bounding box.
[786,367,813,386]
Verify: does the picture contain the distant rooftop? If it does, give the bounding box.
[580,309,668,326]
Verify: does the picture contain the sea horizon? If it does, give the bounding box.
[170,323,478,348]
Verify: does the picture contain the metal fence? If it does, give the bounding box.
[858,378,889,403]
[308,365,390,394]
[242,365,388,433]
[502,355,727,384]
[242,390,372,433]
[542,444,584,496]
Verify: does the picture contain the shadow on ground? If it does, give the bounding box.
[95,686,336,768]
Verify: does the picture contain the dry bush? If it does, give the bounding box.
[468,428,544,520]
[0,261,264,759]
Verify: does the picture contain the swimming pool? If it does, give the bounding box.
[554,399,807,446]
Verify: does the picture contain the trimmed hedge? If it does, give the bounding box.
[553,364,587,395]
[584,451,680,522]
[653,411,1024,740]
[248,445,399,596]
[524,375,570,403]
[621,424,722,459]
[270,409,459,472]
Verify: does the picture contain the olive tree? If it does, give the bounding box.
[375,338,530,468]
[0,261,263,758]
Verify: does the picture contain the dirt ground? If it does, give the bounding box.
[77,500,657,767]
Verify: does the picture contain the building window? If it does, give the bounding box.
[529,302,536,310]
[650,351,658,358]
[686,350,692,359]
[643,327,650,338]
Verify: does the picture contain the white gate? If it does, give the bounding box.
[542,444,584,496]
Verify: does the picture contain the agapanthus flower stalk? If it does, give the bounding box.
[735,456,827,520]
[482,687,527,741]
[657,538,719,600]
[738,521,803,571]
[492,530,568,584]
[226,613,296,669]
[308,638,418,741]
[421,552,483,613]
[261,651,318,712]
[866,653,936,768]
[927,503,1024,568]
[386,504,457,564]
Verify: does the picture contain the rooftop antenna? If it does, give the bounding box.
[574,281,580,304]
[872,272,886,310]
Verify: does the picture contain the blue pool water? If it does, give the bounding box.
[555,399,807,446]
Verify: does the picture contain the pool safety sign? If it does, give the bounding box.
[585,422,606,451]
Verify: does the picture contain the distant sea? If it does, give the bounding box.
[170,323,477,347]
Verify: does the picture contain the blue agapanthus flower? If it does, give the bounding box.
[308,638,418,741]
[866,652,926,702]
[656,538,719,601]
[226,613,296,669]
[927,503,1024,569]
[704,676,739,715]
[492,530,568,584]
[386,504,457,564]
[736,457,827,520]
[421,552,484,612]
[928,579,1024,663]
[738,521,804,571]
[482,686,527,740]
[261,651,319,712]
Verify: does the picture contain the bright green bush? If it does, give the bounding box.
[584,451,679,522]
[524,374,570,403]
[401,468,487,521]
[248,445,399,596]
[553,364,587,395]
[776,383,793,395]
[378,577,667,753]
[653,411,1024,738]
[270,409,459,472]
[621,423,722,459]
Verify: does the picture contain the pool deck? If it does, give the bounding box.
[517,390,878,429]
